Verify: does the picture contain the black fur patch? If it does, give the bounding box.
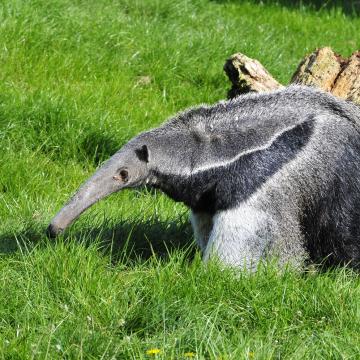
[300,136,360,268]
[153,119,315,213]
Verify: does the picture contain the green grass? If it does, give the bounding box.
[1,0,360,358]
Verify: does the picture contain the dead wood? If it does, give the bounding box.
[224,47,360,105]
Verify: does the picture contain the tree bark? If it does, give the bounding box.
[291,47,344,92]
[332,51,360,104]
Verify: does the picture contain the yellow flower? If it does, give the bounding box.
[184,352,196,358]
[146,348,162,356]
[248,352,255,359]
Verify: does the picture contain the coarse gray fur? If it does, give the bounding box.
[47,85,360,270]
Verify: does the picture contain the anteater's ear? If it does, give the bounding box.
[135,144,149,163]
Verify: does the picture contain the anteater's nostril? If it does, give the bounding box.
[46,223,63,239]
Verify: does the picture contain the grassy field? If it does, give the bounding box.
[1,0,360,358]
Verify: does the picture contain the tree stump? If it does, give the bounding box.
[224,47,360,105]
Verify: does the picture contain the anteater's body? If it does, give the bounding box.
[48,86,360,269]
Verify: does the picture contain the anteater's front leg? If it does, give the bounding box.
[203,205,275,270]
[190,211,214,253]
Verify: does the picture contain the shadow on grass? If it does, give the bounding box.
[0,217,195,264]
[2,222,359,271]
[73,217,195,264]
[212,0,360,16]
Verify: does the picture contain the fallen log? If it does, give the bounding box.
[224,47,360,105]
[331,51,360,104]
[223,52,283,98]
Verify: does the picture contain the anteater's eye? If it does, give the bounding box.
[119,169,129,183]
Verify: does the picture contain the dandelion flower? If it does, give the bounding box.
[146,348,162,356]
[184,352,196,357]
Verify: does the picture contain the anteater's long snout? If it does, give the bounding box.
[46,155,124,238]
